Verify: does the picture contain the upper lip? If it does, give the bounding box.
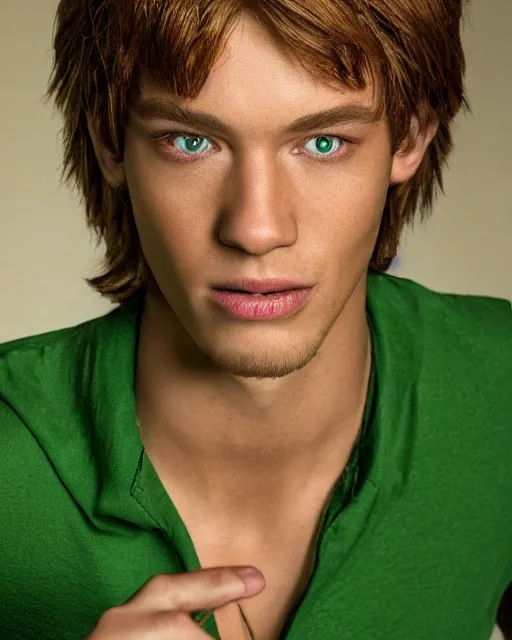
[213,278,311,294]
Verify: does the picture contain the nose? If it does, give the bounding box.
[216,151,298,256]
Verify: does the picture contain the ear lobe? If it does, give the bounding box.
[390,117,439,185]
[87,116,126,188]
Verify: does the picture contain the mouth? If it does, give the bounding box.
[211,286,313,319]
[212,279,311,295]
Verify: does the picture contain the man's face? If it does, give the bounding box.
[121,14,395,380]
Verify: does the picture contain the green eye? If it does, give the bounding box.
[304,136,342,156]
[174,135,212,155]
[164,132,346,161]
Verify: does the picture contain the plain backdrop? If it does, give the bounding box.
[0,1,510,638]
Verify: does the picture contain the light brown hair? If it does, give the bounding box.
[46,0,470,304]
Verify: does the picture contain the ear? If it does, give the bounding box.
[390,117,439,185]
[87,117,126,188]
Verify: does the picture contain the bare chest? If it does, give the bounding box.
[192,525,320,640]
[142,445,341,637]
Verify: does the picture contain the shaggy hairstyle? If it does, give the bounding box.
[46,0,470,305]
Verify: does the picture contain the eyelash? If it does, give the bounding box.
[152,131,353,164]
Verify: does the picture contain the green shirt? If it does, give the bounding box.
[1,272,511,640]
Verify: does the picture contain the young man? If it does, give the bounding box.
[0,0,510,639]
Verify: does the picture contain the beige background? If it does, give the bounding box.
[0,1,510,638]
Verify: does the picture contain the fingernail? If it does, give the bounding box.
[236,567,264,591]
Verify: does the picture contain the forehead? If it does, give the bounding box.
[134,14,382,137]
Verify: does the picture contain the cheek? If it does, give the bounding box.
[125,147,210,255]
[298,162,390,279]
[340,150,391,236]
[307,165,389,248]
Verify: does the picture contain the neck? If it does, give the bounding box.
[135,276,372,525]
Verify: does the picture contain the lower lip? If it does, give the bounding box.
[211,288,312,319]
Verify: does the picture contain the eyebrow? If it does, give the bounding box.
[133,97,379,136]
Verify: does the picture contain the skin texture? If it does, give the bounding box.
[89,12,437,533]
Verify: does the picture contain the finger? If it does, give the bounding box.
[128,566,265,613]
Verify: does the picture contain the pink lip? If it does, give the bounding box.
[212,278,310,294]
[211,288,312,320]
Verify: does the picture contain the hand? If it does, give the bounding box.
[85,566,265,639]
